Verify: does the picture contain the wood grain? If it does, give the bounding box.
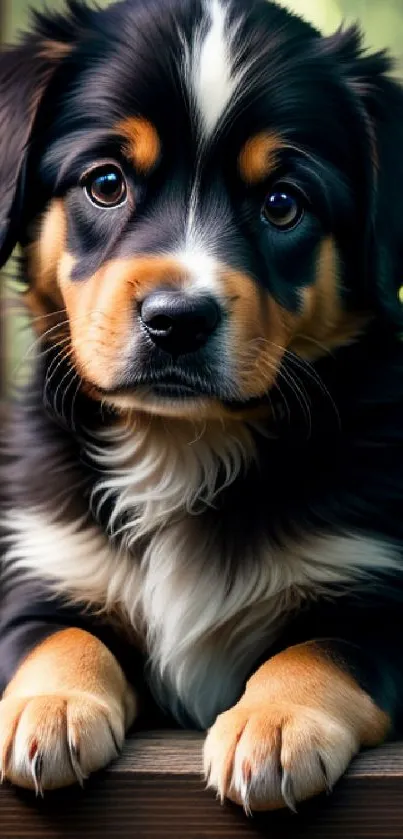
[1,731,403,838]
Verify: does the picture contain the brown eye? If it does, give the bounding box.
[84,164,127,208]
[262,185,304,231]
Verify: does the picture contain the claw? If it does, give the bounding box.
[239,761,252,817]
[204,758,212,786]
[106,721,121,757]
[281,770,297,814]
[205,758,230,805]
[68,737,86,788]
[215,774,226,805]
[1,740,12,785]
[216,788,225,805]
[30,750,44,798]
[318,754,332,794]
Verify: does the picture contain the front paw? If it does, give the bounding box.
[0,692,125,792]
[204,701,359,813]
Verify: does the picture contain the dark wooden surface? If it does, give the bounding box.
[1,731,403,838]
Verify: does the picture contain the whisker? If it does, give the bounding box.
[53,364,78,427]
[59,359,79,418]
[62,369,81,431]
[243,335,340,432]
[43,344,74,392]
[292,333,336,359]
[237,347,291,425]
[283,352,341,431]
[43,348,76,419]
[276,364,312,438]
[11,320,72,375]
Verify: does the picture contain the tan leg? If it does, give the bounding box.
[204,641,389,813]
[0,628,137,792]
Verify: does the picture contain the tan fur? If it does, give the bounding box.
[204,640,389,811]
[218,241,367,401]
[38,41,73,61]
[58,254,190,390]
[57,253,294,409]
[27,226,367,417]
[238,132,284,184]
[116,117,161,174]
[290,237,369,360]
[0,628,137,791]
[24,200,66,335]
[219,268,294,399]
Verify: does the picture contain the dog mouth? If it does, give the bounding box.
[97,371,214,401]
[150,382,200,399]
[96,370,275,409]
[146,372,210,399]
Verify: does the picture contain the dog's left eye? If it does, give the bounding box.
[261,185,304,231]
[84,164,127,208]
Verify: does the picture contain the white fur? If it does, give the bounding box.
[176,0,249,293]
[86,416,254,544]
[185,0,243,138]
[172,186,227,303]
[2,416,400,728]
[175,247,223,299]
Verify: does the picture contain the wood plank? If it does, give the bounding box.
[1,732,403,838]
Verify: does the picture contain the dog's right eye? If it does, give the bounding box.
[83,164,127,209]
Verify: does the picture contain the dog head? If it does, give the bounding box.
[2,0,403,421]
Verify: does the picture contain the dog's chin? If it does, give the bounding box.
[95,384,273,423]
[99,385,223,420]
[84,367,274,421]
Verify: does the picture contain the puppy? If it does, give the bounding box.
[1,0,403,813]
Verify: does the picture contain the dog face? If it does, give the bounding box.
[2,0,403,420]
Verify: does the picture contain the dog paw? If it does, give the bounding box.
[0,692,125,792]
[204,701,359,813]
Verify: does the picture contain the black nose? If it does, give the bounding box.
[139,291,221,355]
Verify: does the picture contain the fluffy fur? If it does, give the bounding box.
[4,414,399,727]
[2,0,403,810]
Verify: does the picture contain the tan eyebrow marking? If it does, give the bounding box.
[238,131,285,185]
[115,116,161,174]
[38,40,73,61]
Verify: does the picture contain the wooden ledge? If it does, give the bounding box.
[1,731,403,838]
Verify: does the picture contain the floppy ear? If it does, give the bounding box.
[322,26,403,328]
[0,2,91,270]
[0,39,56,268]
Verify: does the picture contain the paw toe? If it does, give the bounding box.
[0,693,124,791]
[204,702,358,813]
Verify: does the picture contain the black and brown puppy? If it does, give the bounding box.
[1,0,403,812]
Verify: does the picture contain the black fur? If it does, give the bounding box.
[2,0,403,762]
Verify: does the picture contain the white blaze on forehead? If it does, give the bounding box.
[178,0,249,283]
[188,0,243,137]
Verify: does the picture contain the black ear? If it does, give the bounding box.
[0,2,91,269]
[0,40,54,268]
[321,25,403,328]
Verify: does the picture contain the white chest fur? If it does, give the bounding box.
[3,416,399,728]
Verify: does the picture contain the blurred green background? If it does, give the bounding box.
[5,0,403,57]
[3,0,403,387]
[6,0,403,64]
